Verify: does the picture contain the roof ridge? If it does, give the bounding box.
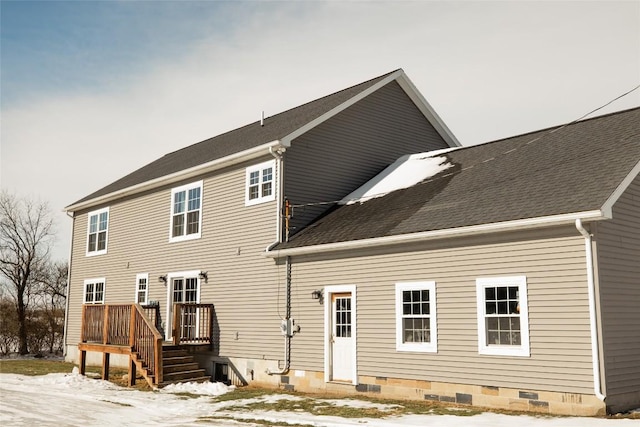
[471,106,640,150]
[162,69,402,158]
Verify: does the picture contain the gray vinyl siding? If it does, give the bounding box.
[287,226,596,394]
[67,156,286,361]
[284,81,450,234]
[595,175,640,397]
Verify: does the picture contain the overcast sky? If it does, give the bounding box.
[1,1,639,261]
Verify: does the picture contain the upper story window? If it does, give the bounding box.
[245,160,276,206]
[135,273,148,304]
[170,181,203,242]
[84,278,105,304]
[476,276,530,357]
[395,281,437,353]
[86,207,109,256]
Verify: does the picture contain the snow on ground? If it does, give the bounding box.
[0,372,637,426]
[340,151,454,204]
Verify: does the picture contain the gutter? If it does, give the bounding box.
[66,140,287,213]
[265,209,608,258]
[575,219,606,402]
[62,211,74,358]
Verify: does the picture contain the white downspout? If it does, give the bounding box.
[575,218,606,402]
[266,145,285,251]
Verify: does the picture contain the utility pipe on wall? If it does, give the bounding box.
[267,198,293,375]
[575,218,606,402]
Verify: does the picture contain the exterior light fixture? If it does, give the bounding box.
[199,271,208,282]
[311,289,324,304]
[158,275,167,284]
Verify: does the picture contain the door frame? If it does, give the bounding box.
[165,270,201,341]
[324,284,357,385]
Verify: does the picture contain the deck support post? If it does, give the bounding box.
[102,353,110,380]
[79,350,86,375]
[129,358,136,387]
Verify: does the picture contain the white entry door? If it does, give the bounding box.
[166,273,200,341]
[325,286,356,384]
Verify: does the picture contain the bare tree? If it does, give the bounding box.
[41,261,67,353]
[0,191,55,354]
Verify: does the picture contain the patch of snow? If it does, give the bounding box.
[1,373,637,426]
[160,380,234,396]
[340,151,453,205]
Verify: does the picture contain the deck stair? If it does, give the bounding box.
[158,345,210,387]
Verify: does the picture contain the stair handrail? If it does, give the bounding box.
[130,303,164,385]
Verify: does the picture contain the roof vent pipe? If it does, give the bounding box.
[261,111,264,127]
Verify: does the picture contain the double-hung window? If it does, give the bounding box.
[84,278,106,304]
[86,207,109,256]
[245,160,275,205]
[476,276,530,357]
[395,281,437,352]
[135,273,149,304]
[170,181,203,242]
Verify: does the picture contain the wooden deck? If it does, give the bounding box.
[79,303,213,388]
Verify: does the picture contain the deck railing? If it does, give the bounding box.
[173,303,214,346]
[81,304,132,345]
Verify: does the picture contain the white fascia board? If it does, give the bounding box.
[395,73,461,148]
[265,209,607,258]
[65,140,285,213]
[279,70,404,146]
[601,160,640,217]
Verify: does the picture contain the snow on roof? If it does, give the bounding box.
[340,148,457,205]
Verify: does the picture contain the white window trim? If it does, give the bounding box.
[395,281,438,353]
[476,275,530,357]
[169,180,203,243]
[85,207,109,257]
[135,273,149,304]
[84,278,106,304]
[164,270,202,341]
[245,160,276,206]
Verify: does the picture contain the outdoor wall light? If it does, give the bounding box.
[311,289,324,304]
[158,275,167,284]
[199,271,208,282]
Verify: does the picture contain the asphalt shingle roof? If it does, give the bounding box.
[279,107,640,249]
[72,70,399,206]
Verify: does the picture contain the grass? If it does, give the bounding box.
[0,358,152,391]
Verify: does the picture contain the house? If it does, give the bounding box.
[63,69,640,416]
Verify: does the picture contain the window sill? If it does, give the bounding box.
[86,250,107,257]
[396,343,437,353]
[245,195,276,207]
[169,233,201,243]
[479,345,530,357]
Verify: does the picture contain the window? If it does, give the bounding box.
[395,282,437,352]
[135,273,148,304]
[245,160,275,205]
[170,181,203,242]
[476,276,530,357]
[84,278,106,304]
[86,207,109,256]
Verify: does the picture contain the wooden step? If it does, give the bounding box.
[162,369,208,382]
[162,349,189,358]
[163,355,193,365]
[163,362,199,374]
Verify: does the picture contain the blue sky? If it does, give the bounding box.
[1,1,639,261]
